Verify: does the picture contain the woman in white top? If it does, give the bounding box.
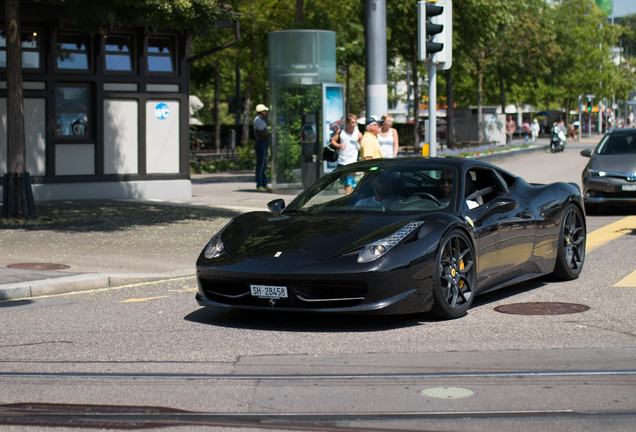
[378,114,399,157]
[331,114,362,195]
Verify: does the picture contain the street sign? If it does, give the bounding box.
[586,94,596,99]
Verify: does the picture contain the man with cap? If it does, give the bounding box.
[253,104,271,191]
[360,115,385,160]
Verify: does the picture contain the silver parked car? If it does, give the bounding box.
[581,128,636,212]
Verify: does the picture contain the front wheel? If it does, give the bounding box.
[430,229,476,319]
[553,203,586,280]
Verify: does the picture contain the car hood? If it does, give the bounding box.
[217,211,446,261]
[589,154,636,174]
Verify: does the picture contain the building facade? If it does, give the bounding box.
[0,2,192,201]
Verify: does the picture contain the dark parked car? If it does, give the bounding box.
[196,158,586,320]
[581,128,636,212]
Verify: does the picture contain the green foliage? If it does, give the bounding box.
[186,0,634,163]
[190,145,256,174]
[52,0,232,36]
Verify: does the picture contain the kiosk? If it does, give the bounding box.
[268,30,343,189]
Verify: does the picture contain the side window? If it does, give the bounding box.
[465,168,506,209]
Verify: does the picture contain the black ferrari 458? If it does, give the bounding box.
[196,158,586,319]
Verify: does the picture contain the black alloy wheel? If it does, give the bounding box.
[553,203,586,280]
[431,229,476,319]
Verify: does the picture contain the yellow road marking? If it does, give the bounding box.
[168,287,198,293]
[586,216,636,253]
[121,296,170,303]
[615,270,636,288]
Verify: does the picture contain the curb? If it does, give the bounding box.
[0,269,195,301]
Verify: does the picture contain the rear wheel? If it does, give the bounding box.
[553,203,586,280]
[431,229,476,319]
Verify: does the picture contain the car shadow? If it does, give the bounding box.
[184,307,424,332]
[585,203,636,216]
[0,200,240,233]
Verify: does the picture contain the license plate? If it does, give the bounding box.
[250,284,288,298]
[621,184,636,191]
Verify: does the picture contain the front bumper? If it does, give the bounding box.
[195,263,435,316]
[582,177,636,204]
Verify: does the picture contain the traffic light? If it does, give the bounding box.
[587,100,593,112]
[418,0,453,69]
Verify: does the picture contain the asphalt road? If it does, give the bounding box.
[1,145,635,432]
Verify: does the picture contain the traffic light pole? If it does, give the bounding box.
[428,64,437,157]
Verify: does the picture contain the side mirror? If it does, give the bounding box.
[488,197,518,214]
[267,199,286,213]
[580,148,592,157]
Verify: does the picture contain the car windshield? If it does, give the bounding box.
[285,161,457,214]
[596,131,636,155]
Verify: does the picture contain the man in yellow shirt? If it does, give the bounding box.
[360,115,385,159]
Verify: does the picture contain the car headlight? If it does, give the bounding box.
[203,238,225,259]
[357,221,424,263]
[587,169,607,178]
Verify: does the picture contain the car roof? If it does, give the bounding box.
[340,157,516,177]
[607,128,636,135]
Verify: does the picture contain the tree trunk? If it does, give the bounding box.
[3,0,35,219]
[476,57,484,143]
[213,68,221,153]
[445,68,456,149]
[345,64,350,116]
[411,45,420,151]
[498,68,506,115]
[241,88,251,146]
[6,0,25,174]
[295,0,304,26]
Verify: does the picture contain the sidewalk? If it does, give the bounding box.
[0,172,300,301]
[0,139,569,301]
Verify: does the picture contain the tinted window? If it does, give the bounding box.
[597,132,636,155]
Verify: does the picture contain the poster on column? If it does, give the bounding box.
[322,83,344,173]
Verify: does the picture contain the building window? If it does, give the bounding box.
[104,34,134,72]
[56,86,89,137]
[0,29,42,70]
[56,33,89,71]
[147,37,175,73]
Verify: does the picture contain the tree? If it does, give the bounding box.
[454,0,513,142]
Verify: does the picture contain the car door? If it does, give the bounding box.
[462,167,536,291]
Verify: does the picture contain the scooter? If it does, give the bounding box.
[550,124,566,153]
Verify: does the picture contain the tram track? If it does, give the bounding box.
[1,368,636,380]
[2,369,635,430]
[1,401,634,431]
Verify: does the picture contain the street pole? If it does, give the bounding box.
[428,64,437,157]
[365,0,388,117]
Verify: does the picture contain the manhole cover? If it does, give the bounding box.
[8,263,70,271]
[420,387,474,399]
[494,302,589,315]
